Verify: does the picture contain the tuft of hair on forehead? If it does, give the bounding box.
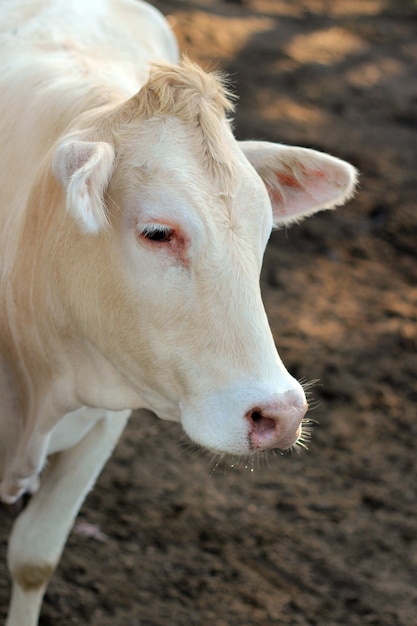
[131,57,238,196]
[136,56,235,121]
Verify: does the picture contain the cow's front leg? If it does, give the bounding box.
[5,410,130,626]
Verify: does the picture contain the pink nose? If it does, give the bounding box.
[246,389,308,451]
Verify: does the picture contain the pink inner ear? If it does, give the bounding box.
[267,167,334,220]
[65,143,96,181]
[275,171,303,188]
[275,168,327,188]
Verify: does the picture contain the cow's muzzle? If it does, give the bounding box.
[246,389,308,451]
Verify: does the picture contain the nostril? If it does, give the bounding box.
[245,389,307,451]
[248,410,277,435]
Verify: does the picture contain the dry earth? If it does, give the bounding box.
[1,1,416,625]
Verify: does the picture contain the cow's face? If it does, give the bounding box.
[53,63,357,456]
[109,116,307,455]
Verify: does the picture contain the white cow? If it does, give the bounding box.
[0,0,357,624]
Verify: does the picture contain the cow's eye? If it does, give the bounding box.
[139,224,173,243]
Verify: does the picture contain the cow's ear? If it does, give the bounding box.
[240,141,358,227]
[52,140,115,233]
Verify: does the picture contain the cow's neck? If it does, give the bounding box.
[1,174,145,433]
[1,300,146,428]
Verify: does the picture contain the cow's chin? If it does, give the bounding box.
[181,419,302,457]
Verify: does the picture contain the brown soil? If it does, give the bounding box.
[1,1,416,625]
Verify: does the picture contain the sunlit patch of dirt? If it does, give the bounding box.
[170,12,275,62]
[284,27,368,64]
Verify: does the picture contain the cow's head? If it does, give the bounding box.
[52,60,357,456]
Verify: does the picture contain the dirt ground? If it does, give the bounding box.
[1,1,416,625]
